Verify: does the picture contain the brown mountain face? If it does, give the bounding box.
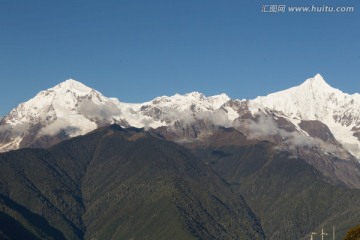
[159,123,360,189]
[146,111,360,190]
[5,106,360,191]
[353,131,360,141]
[299,120,338,143]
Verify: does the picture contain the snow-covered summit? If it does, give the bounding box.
[302,73,330,88]
[1,74,360,158]
[250,74,357,120]
[1,74,360,189]
[149,92,230,112]
[52,79,93,95]
[3,79,108,127]
[297,73,342,98]
[249,74,360,157]
[0,79,233,151]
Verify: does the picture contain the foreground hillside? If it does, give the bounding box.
[0,125,265,240]
[188,128,360,240]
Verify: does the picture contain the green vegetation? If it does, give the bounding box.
[5,124,360,240]
[0,125,265,240]
[192,141,360,240]
[344,224,360,240]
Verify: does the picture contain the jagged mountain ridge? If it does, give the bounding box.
[1,74,360,161]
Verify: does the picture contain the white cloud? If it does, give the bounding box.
[197,109,233,127]
[77,99,122,120]
[340,142,360,158]
[245,114,313,147]
[246,114,279,137]
[40,118,79,136]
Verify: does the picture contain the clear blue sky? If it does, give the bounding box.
[1,0,359,115]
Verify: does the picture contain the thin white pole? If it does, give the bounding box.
[321,228,328,240]
[310,232,317,240]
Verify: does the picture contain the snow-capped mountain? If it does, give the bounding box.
[250,74,360,158]
[0,74,359,160]
[0,79,230,151]
[2,74,360,188]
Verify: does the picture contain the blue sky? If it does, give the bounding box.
[1,0,359,115]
